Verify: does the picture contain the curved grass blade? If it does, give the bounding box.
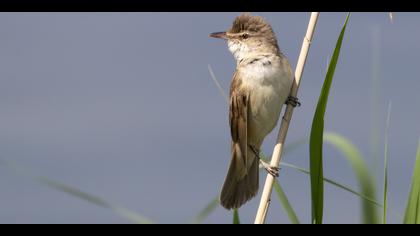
[383,102,392,223]
[233,209,241,224]
[282,161,407,222]
[263,139,380,207]
[281,162,381,207]
[309,13,350,224]
[324,132,379,224]
[0,160,153,224]
[273,180,300,224]
[190,197,219,224]
[403,139,420,224]
[208,64,228,103]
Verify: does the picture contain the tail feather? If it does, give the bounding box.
[220,147,259,210]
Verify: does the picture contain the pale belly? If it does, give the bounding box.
[248,82,289,145]
[239,58,293,145]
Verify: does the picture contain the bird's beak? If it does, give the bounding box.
[210,31,227,40]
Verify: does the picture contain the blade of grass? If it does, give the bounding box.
[261,140,384,224]
[324,132,379,224]
[208,64,228,103]
[262,136,382,223]
[281,162,381,207]
[261,139,381,207]
[0,159,153,224]
[403,139,420,224]
[273,180,300,224]
[283,160,402,222]
[233,209,240,224]
[383,102,392,223]
[190,197,219,224]
[309,13,350,224]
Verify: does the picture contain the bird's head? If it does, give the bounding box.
[210,13,280,61]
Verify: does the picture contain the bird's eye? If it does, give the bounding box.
[241,33,249,39]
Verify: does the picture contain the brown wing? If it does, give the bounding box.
[220,71,259,209]
[229,71,248,170]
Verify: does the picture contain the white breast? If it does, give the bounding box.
[239,56,293,143]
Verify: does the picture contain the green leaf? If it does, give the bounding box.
[281,162,381,207]
[262,139,381,207]
[261,138,381,223]
[403,139,420,224]
[383,102,392,223]
[324,132,379,224]
[273,180,300,224]
[190,197,219,224]
[233,209,241,224]
[309,13,350,224]
[0,160,153,224]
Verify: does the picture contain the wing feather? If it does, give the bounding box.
[229,71,249,172]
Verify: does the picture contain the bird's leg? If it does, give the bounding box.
[286,96,301,107]
[249,145,280,177]
[259,160,280,178]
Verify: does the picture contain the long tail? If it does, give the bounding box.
[220,145,259,210]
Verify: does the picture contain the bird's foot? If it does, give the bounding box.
[286,96,301,107]
[259,159,280,177]
[249,144,280,177]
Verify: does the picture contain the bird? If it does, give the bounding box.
[210,13,299,210]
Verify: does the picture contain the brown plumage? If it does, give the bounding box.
[228,13,280,53]
[211,13,294,210]
[220,71,260,210]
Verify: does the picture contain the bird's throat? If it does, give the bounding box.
[228,41,250,62]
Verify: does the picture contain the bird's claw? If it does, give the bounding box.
[250,144,281,177]
[286,96,301,107]
[266,166,280,177]
[259,159,280,178]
